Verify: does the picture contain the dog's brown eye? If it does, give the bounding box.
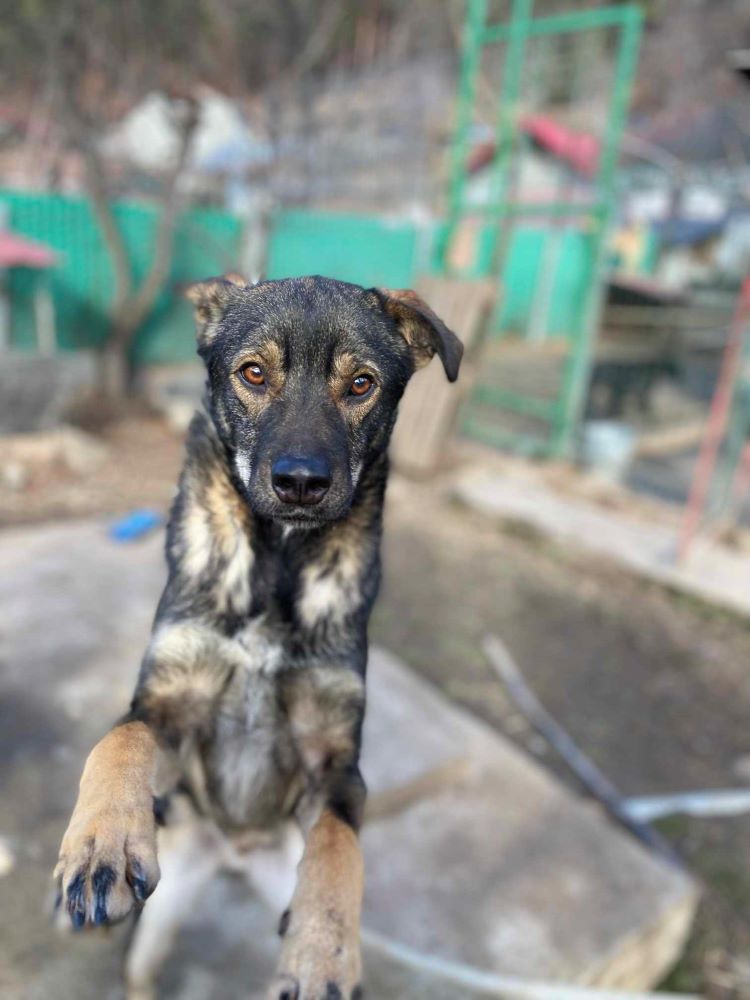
[349,374,374,397]
[240,363,265,386]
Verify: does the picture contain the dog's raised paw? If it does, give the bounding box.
[53,805,159,929]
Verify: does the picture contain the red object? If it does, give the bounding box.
[467,116,600,178]
[522,115,600,176]
[0,230,56,269]
[678,277,750,562]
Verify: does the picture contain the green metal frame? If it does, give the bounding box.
[440,0,643,457]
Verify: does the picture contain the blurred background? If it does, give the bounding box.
[2,1,750,998]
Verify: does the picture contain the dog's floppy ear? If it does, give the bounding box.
[372,287,463,382]
[184,273,249,348]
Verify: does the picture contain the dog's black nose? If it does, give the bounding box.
[271,455,331,506]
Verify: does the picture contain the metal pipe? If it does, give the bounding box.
[438,0,487,271]
[678,278,750,562]
[483,5,638,44]
[554,4,643,456]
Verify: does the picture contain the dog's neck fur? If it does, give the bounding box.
[157,407,386,665]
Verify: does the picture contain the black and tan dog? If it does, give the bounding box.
[53,274,461,999]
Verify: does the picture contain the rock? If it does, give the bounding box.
[0,352,97,434]
[0,426,108,485]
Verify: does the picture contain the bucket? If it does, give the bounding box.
[580,420,637,482]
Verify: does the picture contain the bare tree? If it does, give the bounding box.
[46,4,199,398]
[0,0,455,397]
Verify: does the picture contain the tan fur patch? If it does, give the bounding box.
[283,667,365,776]
[185,279,236,347]
[298,546,362,629]
[141,623,246,734]
[377,286,463,382]
[233,338,286,404]
[202,466,254,615]
[328,349,382,424]
[181,493,214,579]
[179,448,254,617]
[297,502,376,628]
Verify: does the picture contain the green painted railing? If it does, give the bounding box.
[0,189,243,364]
[439,0,643,457]
[1,191,601,372]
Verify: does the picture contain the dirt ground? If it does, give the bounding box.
[2,416,749,995]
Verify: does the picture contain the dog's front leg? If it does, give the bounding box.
[54,719,162,928]
[54,620,235,929]
[268,667,366,1000]
[270,804,364,1000]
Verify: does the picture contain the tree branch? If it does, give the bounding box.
[76,119,135,316]
[52,15,133,315]
[122,97,199,340]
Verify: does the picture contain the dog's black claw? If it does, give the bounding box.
[277,980,299,1000]
[66,870,87,928]
[352,987,364,1000]
[127,860,150,904]
[131,877,149,904]
[92,865,116,925]
[278,908,291,937]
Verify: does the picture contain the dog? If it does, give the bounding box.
[53,274,462,999]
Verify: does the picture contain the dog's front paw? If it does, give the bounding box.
[53,798,159,929]
[267,908,362,1000]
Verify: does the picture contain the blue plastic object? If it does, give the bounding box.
[109,509,162,543]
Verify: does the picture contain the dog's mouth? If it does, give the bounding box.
[272,506,346,529]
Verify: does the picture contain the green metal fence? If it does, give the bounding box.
[1,189,243,365]
[439,0,643,457]
[266,209,422,288]
[267,209,592,334]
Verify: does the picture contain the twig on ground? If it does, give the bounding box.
[482,634,683,868]
[361,926,699,999]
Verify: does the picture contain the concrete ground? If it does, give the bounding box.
[2,416,750,995]
[0,519,697,999]
[455,463,750,618]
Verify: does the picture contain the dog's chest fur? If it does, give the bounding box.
[151,415,381,831]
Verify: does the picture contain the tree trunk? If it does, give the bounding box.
[97,335,133,400]
[59,87,199,405]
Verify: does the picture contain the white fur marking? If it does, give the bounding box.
[234,452,252,486]
[182,506,213,578]
[298,550,360,628]
[216,536,253,616]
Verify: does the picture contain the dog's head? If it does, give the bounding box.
[186,274,462,526]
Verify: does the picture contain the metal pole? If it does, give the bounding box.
[554,5,643,456]
[438,0,487,272]
[486,0,534,275]
[484,5,643,43]
[678,278,750,563]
